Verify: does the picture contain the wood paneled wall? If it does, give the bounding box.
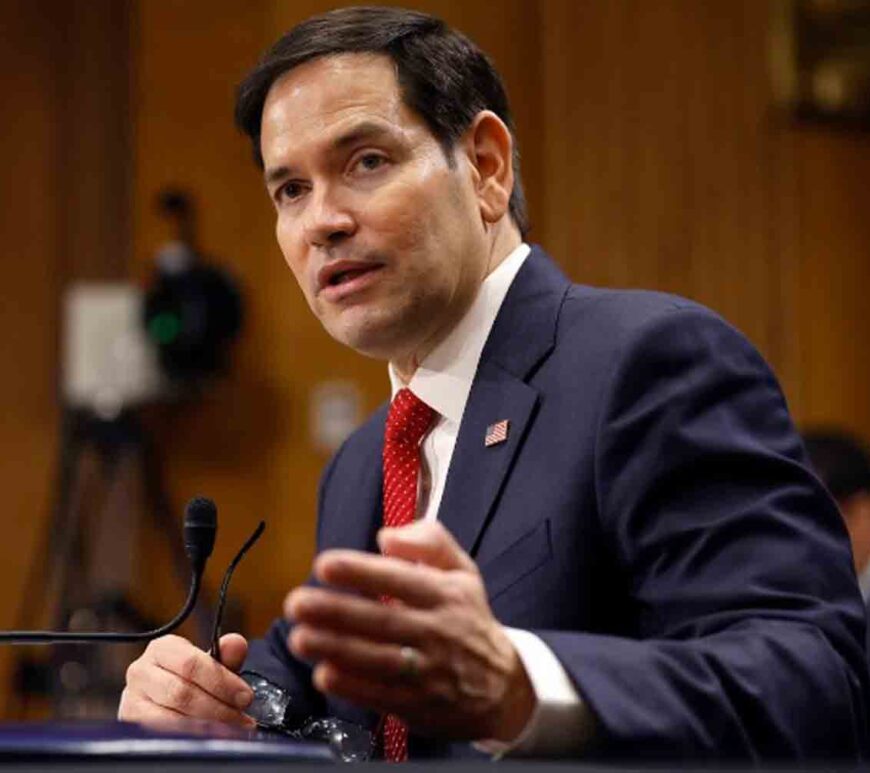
[0,1,63,712]
[1,0,869,715]
[538,0,870,430]
[0,0,131,712]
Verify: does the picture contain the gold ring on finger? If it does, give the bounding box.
[398,645,421,680]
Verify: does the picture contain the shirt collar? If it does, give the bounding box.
[388,243,530,423]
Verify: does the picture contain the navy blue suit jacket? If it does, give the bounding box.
[245,247,869,760]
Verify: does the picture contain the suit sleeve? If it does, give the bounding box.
[537,305,869,760]
[240,446,347,719]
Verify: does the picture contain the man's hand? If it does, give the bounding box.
[118,633,256,728]
[285,520,535,741]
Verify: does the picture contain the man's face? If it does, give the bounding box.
[260,53,489,364]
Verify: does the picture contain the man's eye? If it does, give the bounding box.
[277,181,304,203]
[356,153,386,172]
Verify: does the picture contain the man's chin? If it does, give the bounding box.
[323,318,409,362]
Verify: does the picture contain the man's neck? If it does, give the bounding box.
[391,228,522,383]
[391,358,417,387]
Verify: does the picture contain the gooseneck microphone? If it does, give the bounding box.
[0,497,218,645]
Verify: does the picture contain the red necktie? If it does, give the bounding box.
[380,388,435,762]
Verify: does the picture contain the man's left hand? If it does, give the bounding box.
[284,520,535,741]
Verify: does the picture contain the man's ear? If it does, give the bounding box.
[462,111,515,225]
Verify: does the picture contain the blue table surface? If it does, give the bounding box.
[0,720,333,762]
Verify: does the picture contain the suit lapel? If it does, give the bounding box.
[437,362,538,555]
[342,459,382,554]
[318,406,386,554]
[438,247,570,556]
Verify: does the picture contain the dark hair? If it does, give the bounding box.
[234,6,529,238]
[803,429,870,501]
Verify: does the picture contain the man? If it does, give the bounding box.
[119,7,869,761]
[804,430,870,633]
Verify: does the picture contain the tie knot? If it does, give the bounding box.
[385,388,435,447]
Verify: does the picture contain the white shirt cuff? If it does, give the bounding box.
[474,627,596,757]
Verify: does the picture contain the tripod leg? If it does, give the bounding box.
[10,410,82,718]
[14,410,82,632]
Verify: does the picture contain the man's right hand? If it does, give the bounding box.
[118,633,256,728]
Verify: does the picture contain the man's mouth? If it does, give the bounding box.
[328,267,372,286]
[317,261,385,298]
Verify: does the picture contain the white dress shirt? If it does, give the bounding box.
[387,243,593,755]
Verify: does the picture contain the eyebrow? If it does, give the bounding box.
[263,121,398,186]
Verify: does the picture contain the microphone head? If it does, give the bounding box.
[184,496,217,572]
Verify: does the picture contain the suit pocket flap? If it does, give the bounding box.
[480,519,552,602]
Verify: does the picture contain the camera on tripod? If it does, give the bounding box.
[64,190,243,419]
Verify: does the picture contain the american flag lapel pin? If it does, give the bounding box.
[484,419,510,447]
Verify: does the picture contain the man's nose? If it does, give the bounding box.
[303,186,356,247]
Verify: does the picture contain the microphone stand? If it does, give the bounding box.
[0,512,264,646]
[0,574,202,646]
[1,497,217,646]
